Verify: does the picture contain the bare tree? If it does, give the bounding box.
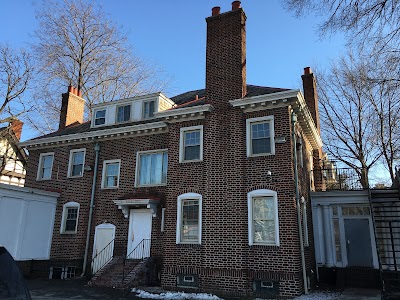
[0,44,33,124]
[284,0,400,45]
[316,54,383,188]
[31,0,170,133]
[365,58,400,183]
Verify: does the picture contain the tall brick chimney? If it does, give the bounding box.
[59,85,85,130]
[205,1,247,107]
[10,119,23,140]
[302,67,320,133]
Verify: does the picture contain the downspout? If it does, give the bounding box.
[291,111,308,294]
[81,142,100,276]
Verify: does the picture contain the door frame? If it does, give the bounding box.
[337,214,379,268]
[127,209,152,257]
[92,223,116,258]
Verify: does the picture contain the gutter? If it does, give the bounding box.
[291,110,309,294]
[81,142,100,276]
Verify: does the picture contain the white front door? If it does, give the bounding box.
[127,209,152,259]
[91,224,115,274]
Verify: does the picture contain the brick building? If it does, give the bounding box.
[20,2,323,298]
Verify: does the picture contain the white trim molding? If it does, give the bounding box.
[155,104,213,123]
[179,125,204,163]
[246,116,275,157]
[230,90,322,150]
[176,192,202,245]
[36,152,55,181]
[248,189,280,246]
[101,159,121,189]
[60,201,80,234]
[67,148,86,178]
[135,149,168,187]
[19,122,168,149]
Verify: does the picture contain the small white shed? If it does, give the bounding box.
[0,183,59,260]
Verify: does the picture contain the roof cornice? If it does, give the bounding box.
[19,121,168,149]
[230,89,322,149]
[154,104,213,123]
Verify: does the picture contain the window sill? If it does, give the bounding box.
[60,231,77,235]
[101,186,119,190]
[68,175,84,179]
[248,152,275,158]
[250,242,279,247]
[176,242,201,246]
[36,178,52,181]
[135,183,167,188]
[179,159,203,164]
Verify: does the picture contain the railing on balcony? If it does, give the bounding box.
[91,238,115,276]
[122,238,151,282]
[317,166,365,191]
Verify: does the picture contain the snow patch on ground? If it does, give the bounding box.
[132,288,223,300]
[132,288,341,300]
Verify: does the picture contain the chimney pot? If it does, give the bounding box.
[68,85,74,93]
[232,1,241,10]
[77,88,82,97]
[304,67,312,75]
[212,6,221,16]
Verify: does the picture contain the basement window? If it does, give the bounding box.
[177,274,198,288]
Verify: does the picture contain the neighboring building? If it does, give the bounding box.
[0,119,27,186]
[20,2,324,298]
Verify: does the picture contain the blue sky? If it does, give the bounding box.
[0,0,346,140]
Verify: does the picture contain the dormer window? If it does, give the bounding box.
[94,109,106,126]
[143,100,155,119]
[117,104,131,123]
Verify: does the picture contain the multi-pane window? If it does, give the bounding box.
[117,104,131,123]
[136,150,168,186]
[61,202,80,234]
[248,189,279,246]
[181,199,200,242]
[143,101,155,118]
[102,160,120,188]
[68,149,85,177]
[253,197,276,243]
[176,193,202,244]
[94,109,106,126]
[65,208,78,231]
[179,126,203,163]
[37,153,54,180]
[246,116,275,157]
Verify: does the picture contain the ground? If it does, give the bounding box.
[26,278,380,300]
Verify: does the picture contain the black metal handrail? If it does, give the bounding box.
[122,238,151,282]
[317,166,365,191]
[90,238,115,276]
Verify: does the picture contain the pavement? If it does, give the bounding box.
[26,278,382,299]
[337,288,381,300]
[27,277,140,299]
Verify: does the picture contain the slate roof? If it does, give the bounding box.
[30,84,290,140]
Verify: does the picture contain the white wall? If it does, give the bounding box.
[0,184,59,260]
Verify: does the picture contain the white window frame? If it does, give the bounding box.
[142,100,157,119]
[179,125,204,163]
[176,192,202,245]
[101,159,121,189]
[135,149,168,187]
[60,201,80,234]
[67,148,86,178]
[246,116,275,157]
[116,104,132,123]
[248,189,279,246]
[36,152,54,181]
[93,108,106,127]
